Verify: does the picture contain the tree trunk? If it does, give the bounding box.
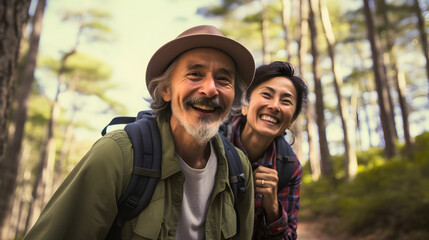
[1,0,46,235]
[0,0,31,235]
[281,0,292,62]
[281,0,303,161]
[26,47,77,229]
[413,0,429,99]
[318,0,357,180]
[363,0,396,158]
[308,0,332,176]
[379,10,413,150]
[260,0,271,64]
[297,0,320,180]
[53,101,77,192]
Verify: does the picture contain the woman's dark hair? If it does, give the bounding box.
[245,61,309,121]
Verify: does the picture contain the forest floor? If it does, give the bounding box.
[297,218,389,240]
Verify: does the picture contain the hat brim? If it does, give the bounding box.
[146,34,255,93]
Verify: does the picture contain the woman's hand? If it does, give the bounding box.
[253,165,281,223]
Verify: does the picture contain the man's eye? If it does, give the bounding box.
[187,72,202,79]
[218,77,231,82]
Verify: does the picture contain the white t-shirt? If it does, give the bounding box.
[175,142,217,240]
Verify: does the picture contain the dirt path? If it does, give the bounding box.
[297,220,335,240]
[297,220,383,240]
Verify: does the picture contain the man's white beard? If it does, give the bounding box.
[171,103,224,146]
[182,120,221,145]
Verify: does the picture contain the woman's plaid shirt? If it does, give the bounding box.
[230,116,302,240]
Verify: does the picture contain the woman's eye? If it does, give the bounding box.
[282,99,293,105]
[262,92,271,98]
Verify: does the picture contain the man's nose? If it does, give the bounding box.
[199,76,219,98]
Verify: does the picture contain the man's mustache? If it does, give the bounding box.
[184,95,226,112]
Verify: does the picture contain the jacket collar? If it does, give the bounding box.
[157,118,228,185]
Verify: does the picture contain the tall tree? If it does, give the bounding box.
[297,0,320,180]
[1,0,46,236]
[282,0,304,162]
[0,0,31,236]
[299,0,318,180]
[362,0,396,157]
[376,0,412,150]
[281,0,292,62]
[260,0,271,64]
[25,9,112,229]
[308,0,332,176]
[319,0,358,179]
[413,0,429,99]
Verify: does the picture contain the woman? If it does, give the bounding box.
[227,61,308,239]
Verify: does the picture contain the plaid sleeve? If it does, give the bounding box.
[260,158,302,240]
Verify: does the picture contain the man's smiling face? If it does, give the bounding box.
[161,47,236,144]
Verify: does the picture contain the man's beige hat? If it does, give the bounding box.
[145,25,255,95]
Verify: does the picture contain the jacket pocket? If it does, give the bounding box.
[221,195,237,239]
[132,182,165,239]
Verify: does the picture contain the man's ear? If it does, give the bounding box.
[161,86,171,102]
[241,106,248,116]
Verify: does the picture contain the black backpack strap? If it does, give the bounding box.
[275,136,297,191]
[101,116,136,136]
[219,133,245,237]
[101,111,155,136]
[106,115,162,240]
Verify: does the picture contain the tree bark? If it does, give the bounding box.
[413,0,429,99]
[362,0,396,157]
[308,0,332,176]
[0,0,31,235]
[1,0,46,235]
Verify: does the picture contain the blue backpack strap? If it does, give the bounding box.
[219,133,245,237]
[275,135,296,191]
[106,113,161,240]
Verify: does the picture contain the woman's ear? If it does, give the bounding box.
[241,106,248,116]
[161,86,171,102]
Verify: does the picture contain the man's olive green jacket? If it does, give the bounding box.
[24,118,254,240]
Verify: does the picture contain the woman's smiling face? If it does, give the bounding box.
[242,76,297,138]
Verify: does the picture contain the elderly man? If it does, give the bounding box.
[24,25,255,240]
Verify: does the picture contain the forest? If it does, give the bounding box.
[0,0,428,239]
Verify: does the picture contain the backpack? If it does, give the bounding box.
[219,121,297,192]
[101,111,246,239]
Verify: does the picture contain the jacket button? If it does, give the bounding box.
[177,175,184,181]
[174,195,181,202]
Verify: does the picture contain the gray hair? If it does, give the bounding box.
[147,59,247,122]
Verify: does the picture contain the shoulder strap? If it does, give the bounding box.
[101,110,154,136]
[275,135,297,191]
[106,113,162,240]
[219,133,245,238]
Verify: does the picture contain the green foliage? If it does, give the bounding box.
[300,132,429,239]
